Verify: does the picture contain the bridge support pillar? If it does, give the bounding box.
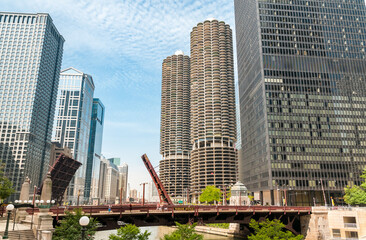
[227,223,240,237]
[33,208,54,238]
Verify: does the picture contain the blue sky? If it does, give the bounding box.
[2,0,236,192]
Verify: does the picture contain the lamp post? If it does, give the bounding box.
[140,182,148,206]
[320,178,327,206]
[79,216,90,240]
[3,204,14,239]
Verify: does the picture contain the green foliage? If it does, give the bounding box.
[0,164,15,202]
[162,222,203,240]
[344,169,366,205]
[248,219,304,240]
[109,224,151,240]
[53,208,98,240]
[206,223,230,229]
[199,185,222,204]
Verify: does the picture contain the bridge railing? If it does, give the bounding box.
[48,204,312,216]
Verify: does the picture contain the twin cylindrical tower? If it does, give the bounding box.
[160,19,237,202]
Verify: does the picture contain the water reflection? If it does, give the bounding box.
[95,226,241,240]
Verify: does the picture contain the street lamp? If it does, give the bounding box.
[3,204,14,239]
[79,216,90,240]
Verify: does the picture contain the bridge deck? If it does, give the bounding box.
[43,205,311,233]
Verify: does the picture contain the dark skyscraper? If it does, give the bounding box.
[0,13,64,197]
[85,98,104,202]
[190,19,237,202]
[235,0,366,205]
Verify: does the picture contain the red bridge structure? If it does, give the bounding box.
[48,204,311,235]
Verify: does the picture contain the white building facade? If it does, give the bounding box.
[0,12,64,199]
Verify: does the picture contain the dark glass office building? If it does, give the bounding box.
[85,98,104,202]
[235,0,366,205]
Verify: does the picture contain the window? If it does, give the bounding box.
[345,231,358,239]
[344,216,357,228]
[332,229,341,238]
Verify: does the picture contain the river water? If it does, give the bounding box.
[95,226,241,240]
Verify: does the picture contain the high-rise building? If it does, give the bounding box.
[0,12,64,198]
[235,0,366,206]
[49,142,72,169]
[109,157,120,166]
[160,50,190,198]
[99,156,119,204]
[85,98,104,202]
[118,163,128,203]
[53,67,94,203]
[190,19,237,201]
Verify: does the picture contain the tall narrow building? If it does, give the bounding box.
[235,0,366,206]
[190,19,237,201]
[53,67,94,204]
[160,50,190,199]
[0,12,64,198]
[85,98,104,203]
[118,163,128,203]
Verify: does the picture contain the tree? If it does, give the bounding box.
[109,224,151,240]
[0,164,15,202]
[248,219,304,240]
[344,168,366,205]
[199,185,222,204]
[53,208,98,240]
[162,222,203,240]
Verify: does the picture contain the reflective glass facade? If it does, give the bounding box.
[0,12,64,198]
[53,67,94,203]
[85,98,104,201]
[235,0,366,205]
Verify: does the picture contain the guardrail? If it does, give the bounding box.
[48,204,312,217]
[344,223,357,228]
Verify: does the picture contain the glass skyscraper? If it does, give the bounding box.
[85,98,104,202]
[0,12,64,197]
[235,0,366,205]
[53,67,94,203]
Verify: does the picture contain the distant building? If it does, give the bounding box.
[146,181,159,203]
[118,163,128,203]
[130,189,138,202]
[108,157,120,166]
[53,67,95,203]
[190,19,238,201]
[160,51,191,199]
[49,142,72,169]
[85,98,105,202]
[0,12,64,198]
[99,157,119,204]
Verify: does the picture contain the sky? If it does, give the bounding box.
[2,0,236,193]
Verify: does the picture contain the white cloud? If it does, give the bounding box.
[3,0,235,90]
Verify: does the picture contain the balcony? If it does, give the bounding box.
[344,223,357,228]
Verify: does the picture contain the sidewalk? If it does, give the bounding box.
[0,219,31,232]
